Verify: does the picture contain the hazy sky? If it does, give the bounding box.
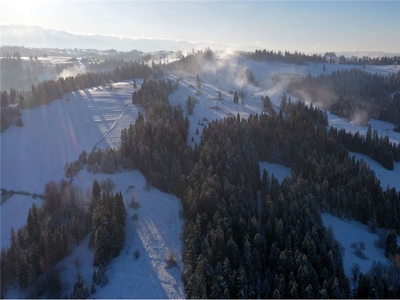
[1,0,400,53]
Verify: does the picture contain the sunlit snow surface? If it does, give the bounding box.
[1,81,142,193]
[64,170,184,299]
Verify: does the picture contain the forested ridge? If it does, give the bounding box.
[287,68,400,128]
[0,58,161,132]
[66,75,400,298]
[2,50,400,298]
[182,103,400,298]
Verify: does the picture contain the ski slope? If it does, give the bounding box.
[1,81,142,194]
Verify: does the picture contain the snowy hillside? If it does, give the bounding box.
[1,51,399,297]
[168,52,399,168]
[321,213,393,278]
[1,81,142,194]
[64,170,184,299]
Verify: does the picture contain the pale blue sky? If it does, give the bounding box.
[1,0,399,52]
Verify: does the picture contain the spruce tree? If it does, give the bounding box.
[234,91,239,104]
[385,229,398,258]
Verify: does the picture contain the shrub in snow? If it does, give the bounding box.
[351,241,369,260]
[165,252,178,268]
[15,117,24,127]
[134,249,140,259]
[129,193,140,210]
[100,178,115,192]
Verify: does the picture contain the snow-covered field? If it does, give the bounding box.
[321,213,392,278]
[1,52,399,297]
[259,161,292,183]
[1,81,142,194]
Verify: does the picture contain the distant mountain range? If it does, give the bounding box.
[0,24,239,53]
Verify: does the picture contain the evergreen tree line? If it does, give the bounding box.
[0,59,160,133]
[287,68,400,127]
[249,49,326,64]
[330,125,400,170]
[165,48,214,74]
[126,79,191,196]
[46,70,400,297]
[0,53,52,92]
[0,97,23,132]
[337,55,400,66]
[72,79,191,196]
[182,107,350,298]
[88,179,126,266]
[0,180,90,293]
[67,80,400,297]
[182,101,400,297]
[0,178,126,297]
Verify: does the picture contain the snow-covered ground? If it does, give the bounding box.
[1,194,43,249]
[167,52,400,147]
[1,81,142,194]
[349,152,400,191]
[1,77,184,298]
[328,113,400,146]
[259,161,292,183]
[53,170,184,299]
[321,213,392,279]
[1,52,399,297]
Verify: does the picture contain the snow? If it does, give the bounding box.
[69,170,184,299]
[1,76,186,298]
[55,235,94,297]
[321,213,392,279]
[1,51,399,297]
[0,195,43,249]
[1,81,142,194]
[167,52,399,147]
[349,152,400,191]
[328,113,400,146]
[327,111,400,191]
[259,161,292,183]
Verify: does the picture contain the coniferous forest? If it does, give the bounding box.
[59,67,400,298]
[1,49,400,298]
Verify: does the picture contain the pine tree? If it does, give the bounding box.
[280,93,287,112]
[385,229,398,258]
[187,96,194,115]
[196,74,201,88]
[234,91,239,104]
[15,117,24,127]
[71,273,89,299]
